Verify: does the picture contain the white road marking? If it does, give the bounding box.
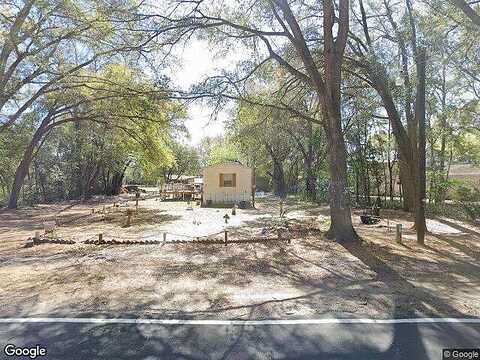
[0,318,479,325]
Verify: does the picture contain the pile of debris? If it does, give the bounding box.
[25,234,291,247]
[83,238,163,245]
[25,235,75,247]
[82,236,290,246]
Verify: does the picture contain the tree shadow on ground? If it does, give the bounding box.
[1,312,479,359]
[2,234,480,358]
[2,201,480,358]
[434,217,480,238]
[428,233,480,263]
[340,239,476,359]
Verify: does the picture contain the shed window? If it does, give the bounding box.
[220,173,236,187]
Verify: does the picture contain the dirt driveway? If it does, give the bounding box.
[0,196,479,320]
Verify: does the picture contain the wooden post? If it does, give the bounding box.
[163,233,167,242]
[396,224,402,244]
[98,233,103,242]
[126,210,132,227]
[252,184,256,208]
[135,198,139,213]
[91,208,95,214]
[386,211,390,232]
[224,230,228,246]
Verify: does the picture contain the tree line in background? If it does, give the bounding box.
[1,0,479,244]
[0,0,190,207]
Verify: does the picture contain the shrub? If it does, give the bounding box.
[452,184,480,221]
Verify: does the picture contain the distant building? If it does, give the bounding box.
[202,162,253,206]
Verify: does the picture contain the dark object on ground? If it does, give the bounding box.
[360,214,381,225]
[125,185,146,193]
[361,200,381,224]
[24,239,34,248]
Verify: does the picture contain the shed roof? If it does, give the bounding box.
[203,161,250,170]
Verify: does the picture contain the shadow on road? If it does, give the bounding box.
[341,239,478,360]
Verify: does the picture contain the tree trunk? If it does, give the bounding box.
[451,0,480,28]
[8,129,44,208]
[275,0,356,241]
[362,122,371,206]
[106,172,125,196]
[305,167,316,201]
[83,162,101,200]
[105,162,130,196]
[399,159,415,211]
[322,0,357,242]
[272,159,287,198]
[383,155,388,203]
[324,115,356,242]
[354,125,363,205]
[355,171,360,205]
[305,153,316,201]
[34,160,48,202]
[305,122,316,200]
[387,122,395,202]
[436,64,448,203]
[415,47,427,245]
[266,143,287,198]
[388,158,395,202]
[366,65,417,212]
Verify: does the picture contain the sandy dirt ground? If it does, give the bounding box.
[0,195,479,320]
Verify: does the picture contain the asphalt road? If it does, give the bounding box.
[1,320,479,360]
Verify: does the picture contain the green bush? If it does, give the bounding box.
[453,183,480,202]
[452,183,480,221]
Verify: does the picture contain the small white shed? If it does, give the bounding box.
[202,162,253,206]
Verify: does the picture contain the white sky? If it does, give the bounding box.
[168,39,236,146]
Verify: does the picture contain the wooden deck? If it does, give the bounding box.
[160,183,201,200]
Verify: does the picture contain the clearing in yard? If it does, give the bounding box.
[0,195,479,320]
